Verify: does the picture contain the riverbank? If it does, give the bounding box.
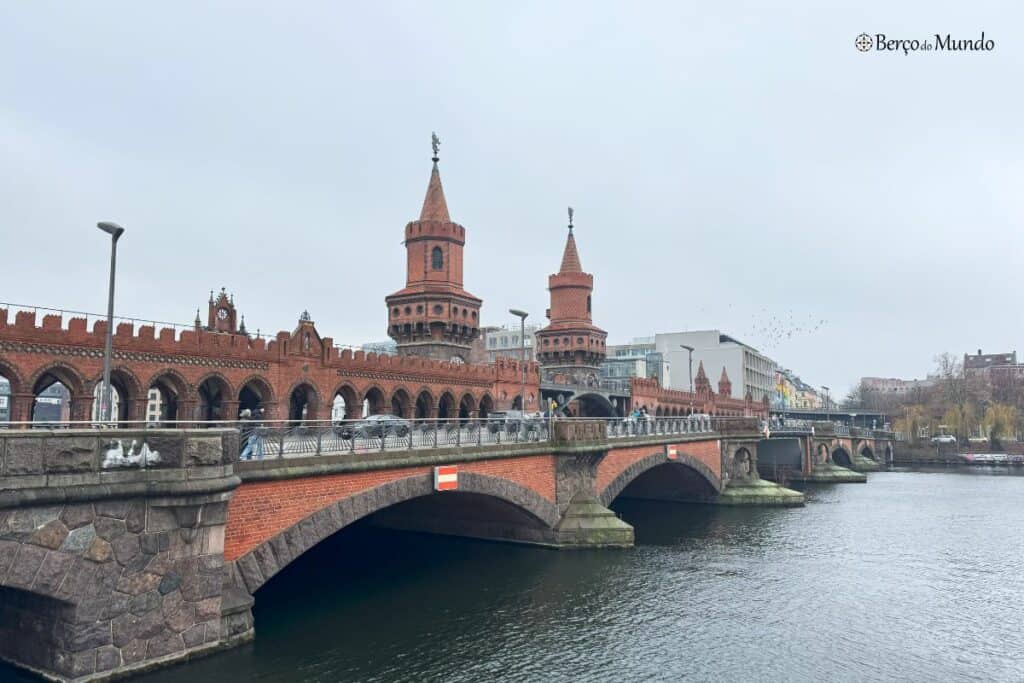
[893,444,1024,467]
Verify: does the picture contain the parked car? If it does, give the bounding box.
[486,410,542,434]
[336,414,411,439]
[931,434,956,445]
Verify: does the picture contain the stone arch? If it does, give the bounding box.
[390,387,412,418]
[91,366,144,421]
[815,442,831,465]
[437,391,457,420]
[458,392,476,421]
[599,451,722,507]
[229,472,560,595]
[832,446,853,467]
[330,382,360,421]
[361,385,387,416]
[238,375,275,418]
[287,381,321,423]
[860,444,876,461]
[478,393,494,419]
[196,372,234,422]
[414,388,435,420]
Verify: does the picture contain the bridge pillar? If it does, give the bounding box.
[549,420,633,548]
[0,428,241,681]
[785,435,866,483]
[9,393,33,424]
[714,438,804,506]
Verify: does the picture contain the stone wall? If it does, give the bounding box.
[0,429,239,681]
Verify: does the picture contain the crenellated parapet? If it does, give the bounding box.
[629,376,765,418]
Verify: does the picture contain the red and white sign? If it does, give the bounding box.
[667,445,678,460]
[434,465,459,491]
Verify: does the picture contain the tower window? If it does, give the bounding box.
[587,295,592,313]
[431,247,443,270]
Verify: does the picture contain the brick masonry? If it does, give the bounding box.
[223,454,557,561]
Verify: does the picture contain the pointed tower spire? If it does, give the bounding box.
[694,360,711,395]
[420,132,450,222]
[718,366,732,397]
[559,207,582,273]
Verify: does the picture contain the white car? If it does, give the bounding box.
[931,434,956,445]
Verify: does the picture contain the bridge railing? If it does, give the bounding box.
[0,415,758,459]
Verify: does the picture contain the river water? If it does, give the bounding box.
[6,468,1024,682]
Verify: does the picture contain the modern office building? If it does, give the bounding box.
[655,330,776,401]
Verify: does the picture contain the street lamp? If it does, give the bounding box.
[509,309,528,413]
[680,344,694,392]
[97,222,125,422]
[821,385,830,422]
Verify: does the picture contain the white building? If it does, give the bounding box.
[601,337,670,389]
[480,323,540,363]
[655,330,776,401]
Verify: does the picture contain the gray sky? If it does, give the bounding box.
[2,1,1022,396]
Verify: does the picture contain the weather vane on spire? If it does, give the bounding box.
[431,131,441,161]
[567,206,574,232]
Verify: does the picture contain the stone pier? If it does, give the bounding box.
[0,429,240,681]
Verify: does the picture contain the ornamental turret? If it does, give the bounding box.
[535,209,607,383]
[385,134,482,362]
[694,361,711,396]
[718,366,732,397]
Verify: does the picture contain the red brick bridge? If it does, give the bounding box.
[0,417,809,681]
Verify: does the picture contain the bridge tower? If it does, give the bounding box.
[536,211,607,385]
[385,135,482,363]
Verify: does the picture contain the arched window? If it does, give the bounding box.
[431,246,443,270]
[587,295,592,313]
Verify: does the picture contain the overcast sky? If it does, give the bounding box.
[2,1,1022,396]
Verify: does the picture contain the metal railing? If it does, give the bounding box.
[0,415,744,459]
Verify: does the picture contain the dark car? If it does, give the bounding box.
[336,414,411,439]
[485,410,543,435]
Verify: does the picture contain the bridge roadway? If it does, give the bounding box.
[0,417,893,681]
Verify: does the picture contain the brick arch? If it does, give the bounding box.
[0,357,26,395]
[360,384,388,415]
[146,368,193,398]
[91,366,145,421]
[329,382,360,420]
[285,379,322,421]
[413,387,435,419]
[28,362,87,397]
[599,451,722,507]
[458,392,476,419]
[196,372,235,421]
[237,374,276,404]
[229,472,560,595]
[436,389,457,419]
[478,392,495,418]
[390,386,413,418]
[859,443,876,461]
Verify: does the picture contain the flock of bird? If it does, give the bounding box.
[691,305,829,354]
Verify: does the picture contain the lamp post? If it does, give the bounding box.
[97,222,125,422]
[680,344,694,392]
[821,385,831,422]
[509,309,528,413]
